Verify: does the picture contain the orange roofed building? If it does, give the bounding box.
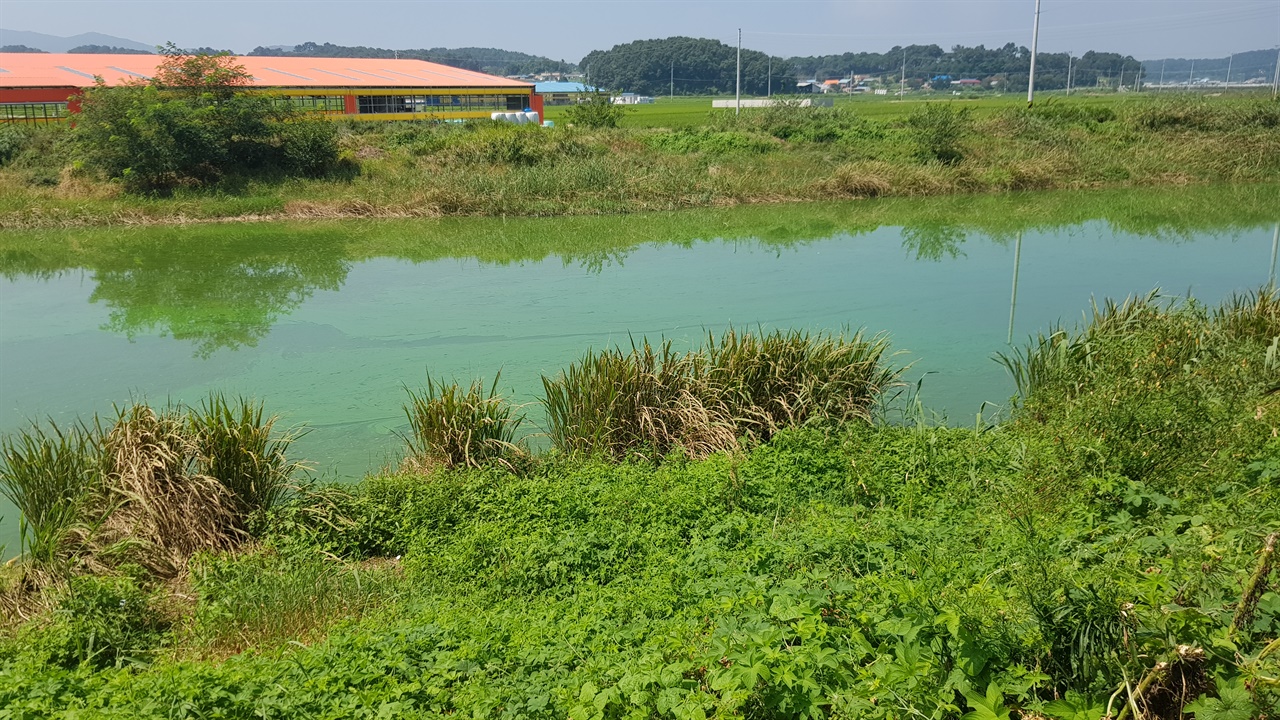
[0,53,541,123]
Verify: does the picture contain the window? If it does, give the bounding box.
[355,94,531,115]
[1,102,69,123]
[271,95,345,114]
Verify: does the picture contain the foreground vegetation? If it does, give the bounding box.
[1,92,1276,229]
[1,290,1277,719]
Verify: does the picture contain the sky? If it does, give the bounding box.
[2,0,1278,61]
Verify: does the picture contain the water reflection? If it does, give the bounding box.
[91,254,349,358]
[0,184,1275,359]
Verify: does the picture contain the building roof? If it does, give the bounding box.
[0,53,532,89]
[534,81,596,94]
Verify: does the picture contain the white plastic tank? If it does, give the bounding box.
[491,112,503,121]
[524,111,540,125]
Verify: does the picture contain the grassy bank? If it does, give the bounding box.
[1,94,1277,229]
[1,291,1278,718]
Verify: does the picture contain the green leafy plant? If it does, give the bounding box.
[905,102,973,164]
[563,92,630,128]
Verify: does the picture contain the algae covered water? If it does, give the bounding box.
[0,185,1276,544]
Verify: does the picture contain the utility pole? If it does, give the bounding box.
[670,59,674,100]
[1118,67,1124,92]
[1225,53,1233,87]
[1188,59,1195,89]
[1008,231,1023,344]
[900,48,906,98]
[1159,59,1166,90]
[1273,47,1279,100]
[1066,52,1073,96]
[736,28,741,116]
[1027,0,1042,106]
[1271,222,1279,289]
[767,57,772,98]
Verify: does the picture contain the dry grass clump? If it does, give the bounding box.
[0,395,302,580]
[541,329,899,459]
[82,404,242,578]
[814,164,892,198]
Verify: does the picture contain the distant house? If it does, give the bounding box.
[535,81,598,106]
[821,79,842,93]
[612,93,654,105]
[954,78,982,88]
[796,80,822,93]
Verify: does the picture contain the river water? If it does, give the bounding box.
[0,185,1276,549]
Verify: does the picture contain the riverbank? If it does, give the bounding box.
[1,95,1277,230]
[1,290,1278,718]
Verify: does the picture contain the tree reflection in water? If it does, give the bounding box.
[86,232,350,358]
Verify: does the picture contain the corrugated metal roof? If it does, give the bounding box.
[535,81,595,93]
[0,53,533,89]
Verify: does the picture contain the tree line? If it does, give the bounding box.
[580,38,1155,95]
[247,42,573,77]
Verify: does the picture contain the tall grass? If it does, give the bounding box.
[0,422,98,564]
[541,329,899,459]
[402,373,524,470]
[88,403,241,578]
[541,339,733,460]
[703,328,897,440]
[0,396,302,576]
[188,549,401,655]
[189,393,302,529]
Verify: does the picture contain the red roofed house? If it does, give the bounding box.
[0,53,541,123]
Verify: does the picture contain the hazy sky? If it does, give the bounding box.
[3,0,1278,61]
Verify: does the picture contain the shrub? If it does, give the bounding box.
[73,47,342,193]
[403,374,525,470]
[279,118,342,177]
[0,124,30,166]
[905,103,973,164]
[645,129,779,155]
[40,574,164,670]
[563,92,629,128]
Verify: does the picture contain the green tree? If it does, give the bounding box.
[74,45,341,194]
[563,93,629,128]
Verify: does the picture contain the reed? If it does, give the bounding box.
[87,404,241,578]
[1211,286,1280,342]
[702,328,899,441]
[402,373,525,470]
[542,329,898,458]
[189,393,302,530]
[540,339,735,460]
[0,422,98,565]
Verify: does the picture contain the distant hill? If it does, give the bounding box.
[0,29,154,53]
[68,44,153,55]
[248,41,575,76]
[1142,48,1278,83]
[0,45,46,53]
